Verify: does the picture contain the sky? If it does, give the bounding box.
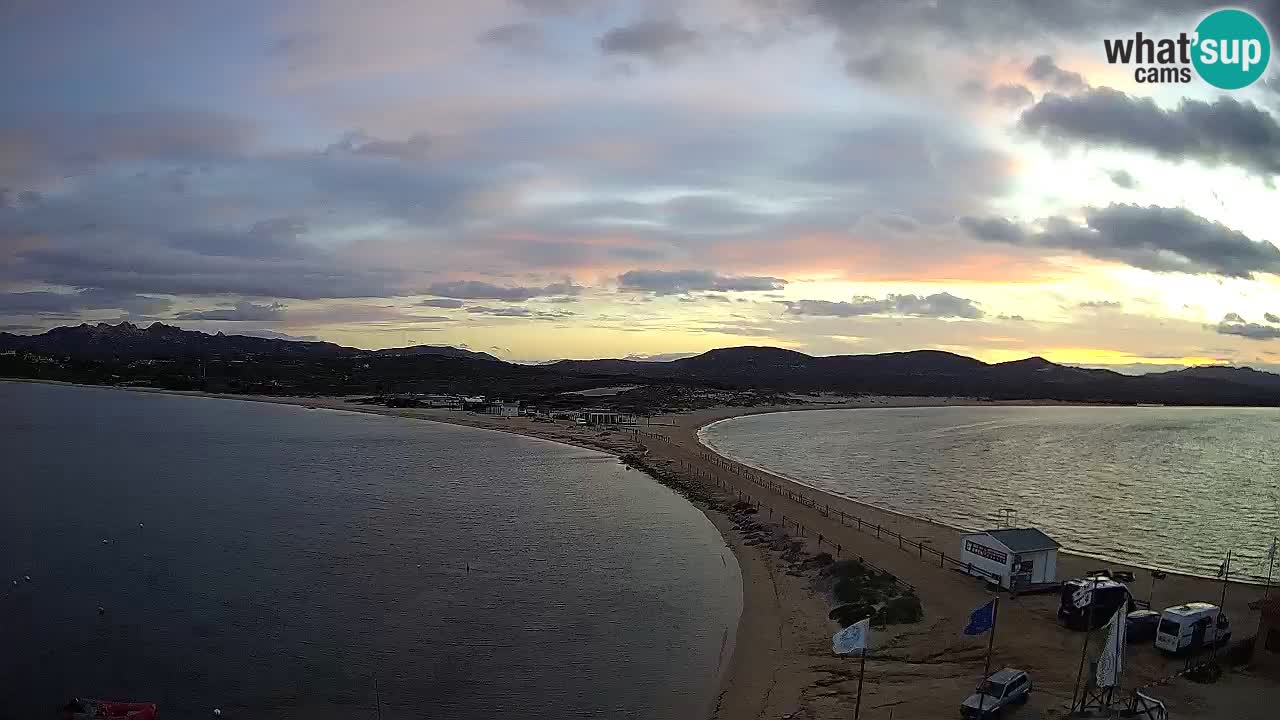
[3,0,1280,368]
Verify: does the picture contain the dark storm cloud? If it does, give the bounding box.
[1216,314,1280,339]
[599,20,700,59]
[961,204,1280,278]
[1020,89,1280,177]
[420,298,466,309]
[0,288,173,316]
[175,301,285,321]
[425,280,583,301]
[617,269,787,295]
[1026,55,1085,92]
[780,292,983,319]
[1107,169,1138,189]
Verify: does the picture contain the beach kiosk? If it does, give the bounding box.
[959,528,1060,590]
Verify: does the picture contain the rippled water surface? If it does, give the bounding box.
[2,382,740,719]
[702,406,1280,580]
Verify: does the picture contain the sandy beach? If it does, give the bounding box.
[10,380,1278,718]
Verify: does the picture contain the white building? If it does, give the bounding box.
[578,409,637,426]
[485,401,520,417]
[959,528,1059,590]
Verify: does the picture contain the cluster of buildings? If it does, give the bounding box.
[386,393,638,426]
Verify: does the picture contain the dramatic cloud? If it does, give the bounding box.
[599,20,699,60]
[425,280,582,301]
[1025,55,1085,92]
[0,289,173,316]
[617,269,787,295]
[420,298,466,309]
[1217,314,1280,340]
[1020,89,1280,177]
[961,205,1280,278]
[175,301,285,322]
[781,292,983,319]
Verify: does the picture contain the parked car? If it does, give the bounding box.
[960,667,1031,718]
[1126,610,1161,644]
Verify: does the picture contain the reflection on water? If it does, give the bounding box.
[702,406,1280,581]
[2,382,740,720]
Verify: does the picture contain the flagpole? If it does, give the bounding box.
[1071,576,1099,711]
[1213,549,1231,661]
[977,597,999,716]
[854,648,867,720]
[1266,538,1277,600]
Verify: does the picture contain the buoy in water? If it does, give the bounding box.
[23,575,30,582]
[213,709,222,716]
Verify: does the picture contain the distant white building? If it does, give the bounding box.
[578,409,637,426]
[959,528,1059,590]
[485,401,520,417]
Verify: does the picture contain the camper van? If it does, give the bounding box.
[1154,603,1232,654]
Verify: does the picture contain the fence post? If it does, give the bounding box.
[876,525,881,539]
[898,534,903,550]
[836,543,841,556]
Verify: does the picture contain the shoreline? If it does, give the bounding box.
[3,379,777,717]
[697,410,1276,588]
[9,378,1278,717]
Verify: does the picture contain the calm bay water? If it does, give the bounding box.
[1,382,740,720]
[702,406,1280,581]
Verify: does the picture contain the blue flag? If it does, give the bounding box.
[964,600,996,636]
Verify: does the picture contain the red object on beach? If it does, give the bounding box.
[97,701,158,719]
[61,699,157,720]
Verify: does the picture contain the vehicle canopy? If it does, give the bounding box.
[1058,576,1132,630]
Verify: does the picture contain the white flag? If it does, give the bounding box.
[1095,606,1127,688]
[833,618,870,655]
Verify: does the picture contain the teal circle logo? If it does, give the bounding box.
[1192,9,1271,89]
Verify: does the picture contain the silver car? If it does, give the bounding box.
[960,668,1031,718]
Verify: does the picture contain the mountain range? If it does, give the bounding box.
[3,322,1279,405]
[0,322,500,362]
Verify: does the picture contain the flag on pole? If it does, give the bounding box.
[964,600,997,636]
[1217,558,1228,577]
[833,618,870,655]
[1268,538,1277,563]
[1095,605,1127,688]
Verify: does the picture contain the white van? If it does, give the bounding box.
[1154,602,1231,654]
